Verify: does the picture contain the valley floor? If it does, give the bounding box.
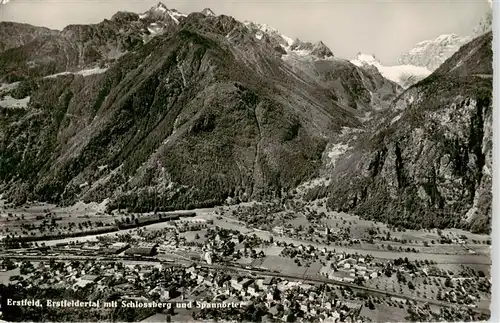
[0,199,491,322]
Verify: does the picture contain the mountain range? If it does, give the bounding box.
[0,3,492,233]
[351,11,492,88]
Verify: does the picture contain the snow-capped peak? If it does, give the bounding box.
[140,3,187,24]
[242,20,334,61]
[201,8,216,17]
[351,53,382,68]
[399,33,471,71]
[154,2,168,13]
[472,10,492,36]
[243,21,294,48]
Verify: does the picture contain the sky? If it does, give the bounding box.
[0,0,492,64]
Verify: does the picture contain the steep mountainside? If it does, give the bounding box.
[243,22,401,111]
[0,3,184,82]
[0,7,388,213]
[306,32,492,233]
[286,55,401,112]
[0,22,56,53]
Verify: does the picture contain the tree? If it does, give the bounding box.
[1,259,16,270]
[354,277,364,285]
[408,281,415,290]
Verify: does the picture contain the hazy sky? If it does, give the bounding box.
[0,0,491,64]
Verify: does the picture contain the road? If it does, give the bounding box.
[0,253,490,316]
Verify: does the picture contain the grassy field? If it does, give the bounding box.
[360,303,408,322]
[0,200,115,238]
[253,246,283,256]
[0,267,20,284]
[180,229,209,244]
[260,256,307,276]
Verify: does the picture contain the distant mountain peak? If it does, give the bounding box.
[311,40,334,58]
[472,10,492,37]
[352,53,381,67]
[201,8,216,16]
[351,53,430,88]
[399,33,471,71]
[154,2,168,12]
[243,21,294,48]
[139,3,187,24]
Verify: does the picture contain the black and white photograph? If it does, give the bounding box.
[0,0,495,322]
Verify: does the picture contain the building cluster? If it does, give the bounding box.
[6,257,369,322]
[184,264,362,322]
[320,254,381,283]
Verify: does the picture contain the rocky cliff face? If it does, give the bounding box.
[309,32,492,234]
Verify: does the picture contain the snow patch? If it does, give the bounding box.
[390,114,402,125]
[327,143,351,167]
[0,95,30,109]
[45,67,108,78]
[292,49,312,56]
[281,34,295,47]
[155,5,167,13]
[167,12,179,24]
[296,177,331,194]
[78,67,108,76]
[340,127,364,136]
[358,111,373,123]
[79,181,89,189]
[351,53,431,87]
[243,20,295,50]
[170,11,187,19]
[0,82,19,93]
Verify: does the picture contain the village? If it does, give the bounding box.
[0,202,491,322]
